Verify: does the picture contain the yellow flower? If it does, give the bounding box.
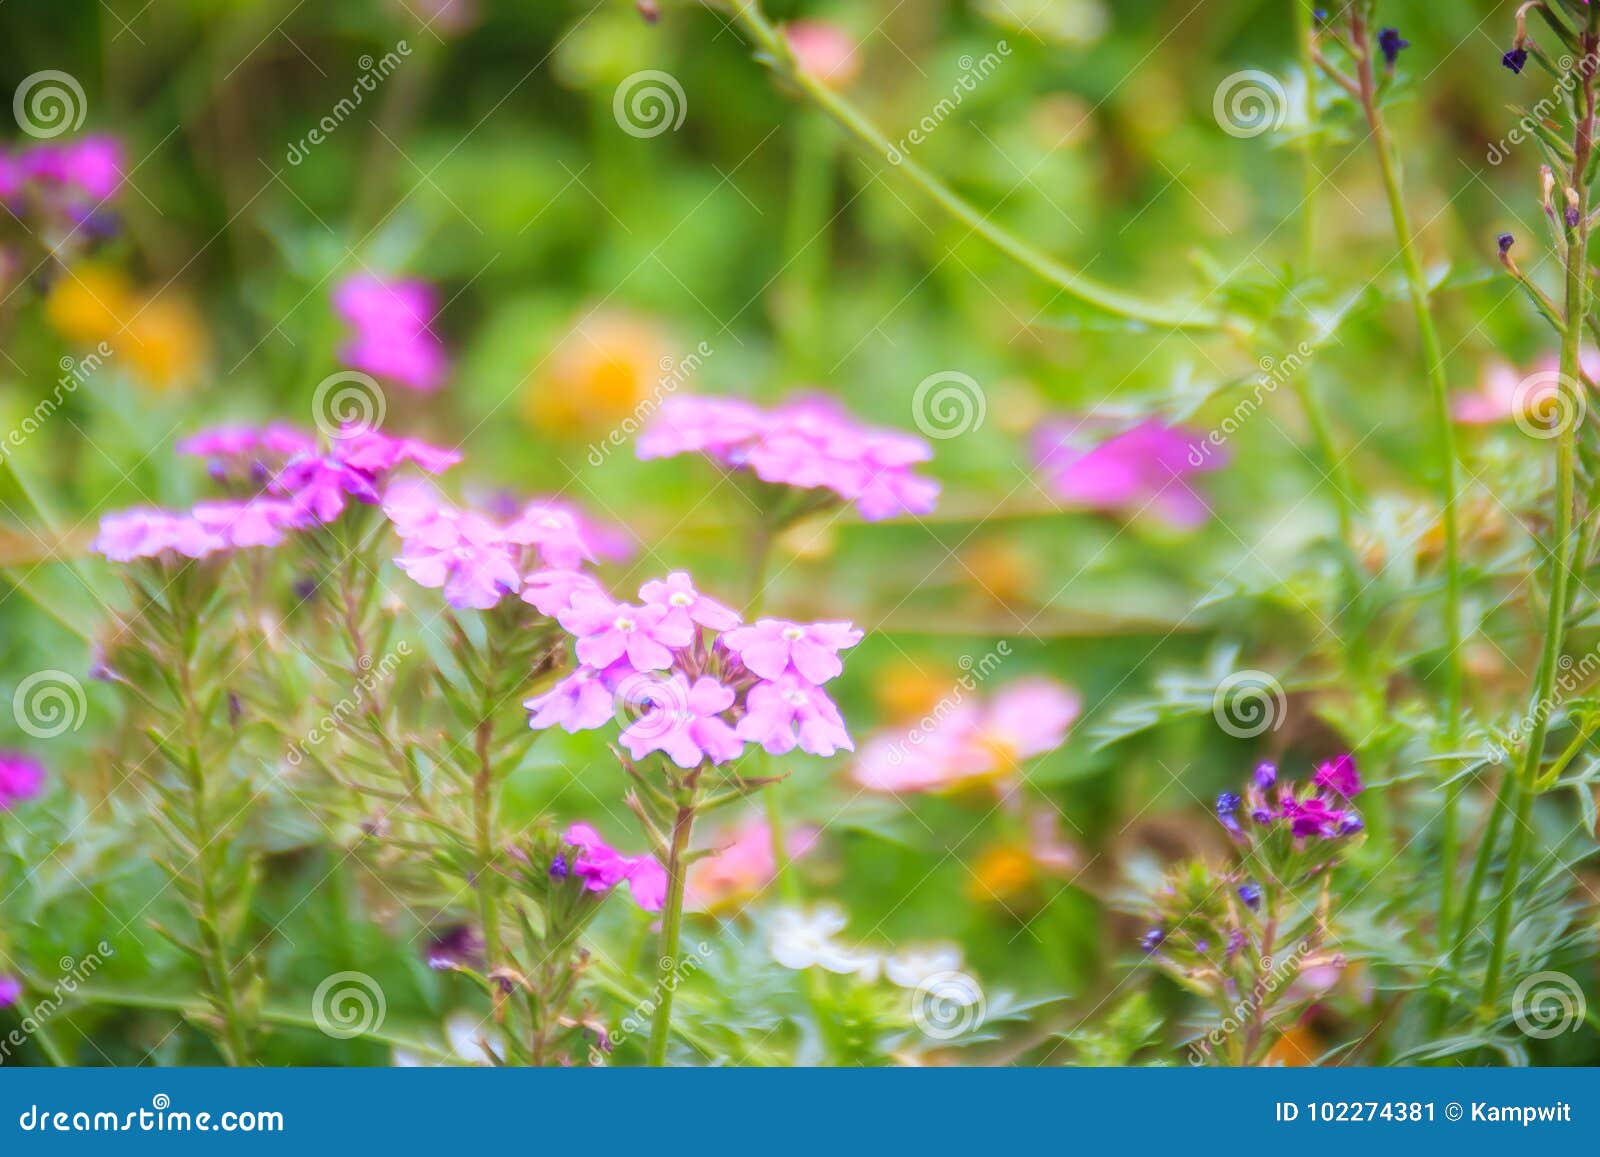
[968,843,1037,902]
[123,293,207,392]
[45,265,207,391]
[44,264,133,346]
[872,659,949,721]
[522,309,670,435]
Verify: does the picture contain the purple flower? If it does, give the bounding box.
[563,822,667,911]
[92,509,224,562]
[19,135,123,201]
[504,500,608,571]
[720,617,862,684]
[1503,47,1529,74]
[0,752,45,809]
[191,497,306,549]
[1216,790,1242,833]
[1378,27,1408,66]
[1237,882,1262,910]
[521,568,606,617]
[272,455,380,524]
[524,665,622,733]
[1034,418,1224,528]
[0,976,20,1009]
[393,509,522,610]
[620,674,744,768]
[332,274,450,392]
[549,853,569,880]
[636,396,768,458]
[1140,928,1164,953]
[558,591,692,671]
[424,924,484,971]
[1312,754,1362,798]
[639,571,741,634]
[1253,761,1278,789]
[1284,796,1348,839]
[736,675,853,756]
[330,427,460,477]
[177,423,317,478]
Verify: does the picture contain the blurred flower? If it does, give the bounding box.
[522,309,671,435]
[959,537,1034,606]
[0,976,20,1009]
[785,21,862,89]
[44,263,131,345]
[873,659,950,722]
[1034,418,1223,528]
[685,819,817,913]
[333,273,449,393]
[969,843,1037,901]
[562,822,666,912]
[43,265,207,390]
[639,394,940,521]
[736,673,853,756]
[425,924,484,971]
[524,663,625,733]
[769,906,881,979]
[1451,354,1599,425]
[0,752,45,809]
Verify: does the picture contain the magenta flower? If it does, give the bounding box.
[191,498,306,549]
[521,568,606,617]
[332,274,450,392]
[394,510,522,610]
[736,675,853,756]
[331,427,460,477]
[721,617,862,684]
[620,674,744,768]
[558,590,692,671]
[177,423,316,478]
[1034,418,1224,528]
[0,752,45,809]
[271,455,380,524]
[524,665,622,733]
[0,976,20,1009]
[92,509,223,562]
[1283,796,1350,839]
[20,135,123,201]
[505,499,607,571]
[637,394,939,521]
[1312,754,1362,798]
[563,822,667,911]
[639,571,741,634]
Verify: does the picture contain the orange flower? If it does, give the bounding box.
[522,309,671,435]
[45,264,207,391]
[968,844,1036,901]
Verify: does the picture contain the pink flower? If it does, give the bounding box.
[620,674,744,768]
[736,675,853,756]
[721,618,862,684]
[521,568,606,617]
[558,591,692,671]
[982,679,1082,762]
[524,666,622,733]
[332,274,449,392]
[685,819,818,913]
[0,752,45,809]
[191,497,306,549]
[1451,355,1600,426]
[504,499,606,571]
[92,509,223,562]
[1312,753,1362,798]
[639,571,741,634]
[1283,796,1349,839]
[1034,418,1223,528]
[272,456,380,524]
[177,424,317,477]
[395,511,522,610]
[563,822,667,912]
[637,394,939,521]
[0,976,19,1009]
[331,427,460,476]
[785,20,862,90]
[20,135,123,201]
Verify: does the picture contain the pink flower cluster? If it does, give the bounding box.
[556,822,667,912]
[1033,418,1224,528]
[1451,352,1600,426]
[684,818,817,913]
[0,135,122,213]
[1218,756,1364,843]
[382,478,624,611]
[854,678,1080,794]
[0,751,45,810]
[95,423,459,563]
[637,395,939,521]
[333,274,450,393]
[526,571,860,769]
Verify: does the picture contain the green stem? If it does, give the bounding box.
[780,110,836,371]
[1481,13,1598,1011]
[473,715,502,968]
[1293,0,1319,272]
[722,1,1225,332]
[645,793,697,1066]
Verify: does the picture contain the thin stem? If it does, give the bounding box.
[1481,12,1599,1011]
[645,790,697,1066]
[1293,0,1319,272]
[720,1,1226,332]
[473,714,502,968]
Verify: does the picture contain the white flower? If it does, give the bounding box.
[884,944,965,991]
[769,905,883,979]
